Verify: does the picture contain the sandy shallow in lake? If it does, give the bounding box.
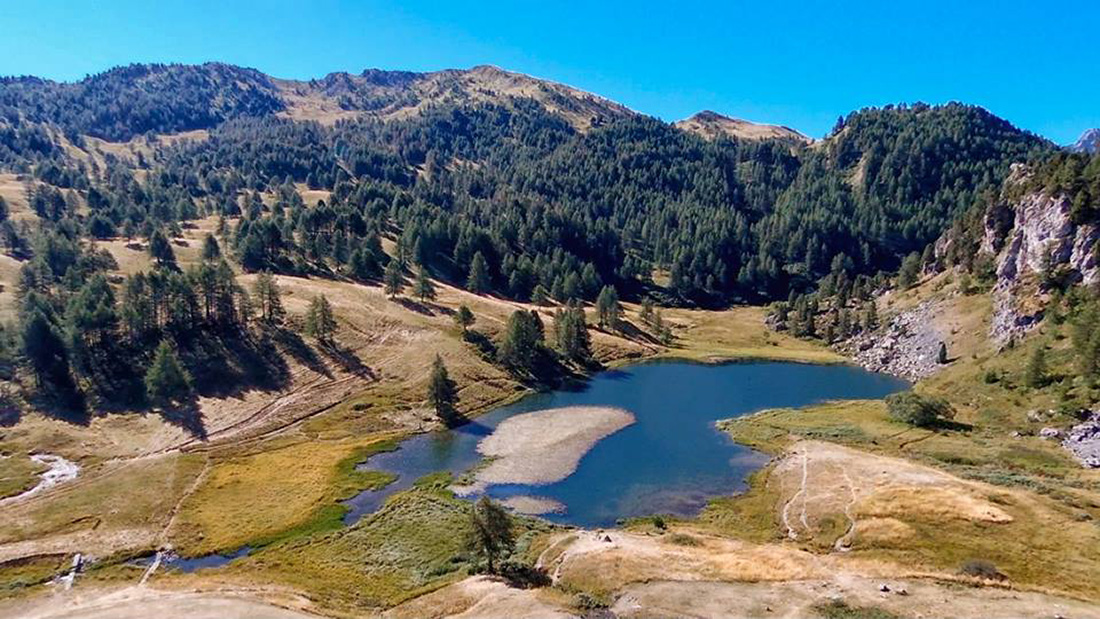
[453,406,634,496]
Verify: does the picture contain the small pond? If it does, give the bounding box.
[344,360,907,528]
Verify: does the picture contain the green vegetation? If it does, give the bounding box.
[172,437,399,555]
[304,294,337,343]
[812,599,902,619]
[238,483,547,612]
[0,554,68,592]
[427,355,458,426]
[144,340,192,404]
[885,391,955,428]
[466,496,515,573]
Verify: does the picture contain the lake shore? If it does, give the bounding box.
[452,406,635,495]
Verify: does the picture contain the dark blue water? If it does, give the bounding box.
[344,360,907,528]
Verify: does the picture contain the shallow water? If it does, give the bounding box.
[344,360,907,528]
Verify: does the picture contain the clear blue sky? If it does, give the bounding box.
[1,0,1097,143]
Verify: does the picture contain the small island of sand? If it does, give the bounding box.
[453,406,634,496]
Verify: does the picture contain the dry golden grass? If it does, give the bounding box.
[170,435,400,555]
[656,306,843,364]
[0,453,203,562]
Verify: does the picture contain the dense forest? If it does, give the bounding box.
[0,62,1071,414]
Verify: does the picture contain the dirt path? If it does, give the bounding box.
[0,586,319,619]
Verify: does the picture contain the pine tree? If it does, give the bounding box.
[897,252,922,289]
[349,248,380,280]
[414,265,436,302]
[384,260,404,299]
[531,284,550,306]
[467,251,491,294]
[453,305,475,334]
[498,310,544,373]
[427,354,458,426]
[595,285,621,329]
[145,340,192,404]
[148,229,177,270]
[553,305,591,363]
[305,295,337,343]
[201,234,221,262]
[467,496,514,574]
[253,271,285,326]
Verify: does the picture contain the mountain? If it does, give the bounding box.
[0,62,1052,306]
[0,63,634,142]
[275,64,635,131]
[1072,128,1100,153]
[674,110,810,143]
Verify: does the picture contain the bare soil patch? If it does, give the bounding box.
[452,406,633,494]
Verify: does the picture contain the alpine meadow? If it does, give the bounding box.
[0,21,1099,619]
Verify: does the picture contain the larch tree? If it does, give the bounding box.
[467,496,514,574]
[415,265,436,303]
[426,354,458,426]
[384,260,405,299]
[145,340,192,404]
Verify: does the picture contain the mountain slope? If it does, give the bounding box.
[674,110,810,143]
[1073,128,1100,153]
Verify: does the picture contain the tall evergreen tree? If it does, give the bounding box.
[253,271,285,326]
[426,354,458,426]
[467,251,491,294]
[148,229,177,270]
[453,305,475,334]
[384,260,404,298]
[414,265,436,302]
[304,295,337,343]
[467,496,514,574]
[595,285,621,330]
[145,340,192,404]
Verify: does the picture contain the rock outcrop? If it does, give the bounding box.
[971,165,1100,345]
[835,300,944,382]
[1072,128,1100,154]
[1063,411,1100,468]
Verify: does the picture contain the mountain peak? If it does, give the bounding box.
[675,110,810,143]
[1072,128,1100,153]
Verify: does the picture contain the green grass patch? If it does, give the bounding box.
[699,467,785,543]
[812,599,902,619]
[0,451,46,500]
[0,554,67,592]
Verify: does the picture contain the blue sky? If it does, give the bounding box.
[1,0,1097,143]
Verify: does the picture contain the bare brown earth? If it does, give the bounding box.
[0,585,317,619]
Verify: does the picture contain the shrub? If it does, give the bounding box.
[959,559,1007,581]
[885,392,955,428]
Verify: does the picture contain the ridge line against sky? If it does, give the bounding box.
[1,0,1098,143]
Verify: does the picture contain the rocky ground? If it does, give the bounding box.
[1064,411,1100,468]
[835,300,946,382]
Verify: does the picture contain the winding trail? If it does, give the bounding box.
[834,466,858,552]
[781,447,809,540]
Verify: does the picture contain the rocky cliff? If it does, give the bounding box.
[1072,128,1100,154]
[944,164,1100,345]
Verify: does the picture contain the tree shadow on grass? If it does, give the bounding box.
[158,400,207,440]
[393,296,435,316]
[318,340,376,379]
[270,327,331,379]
